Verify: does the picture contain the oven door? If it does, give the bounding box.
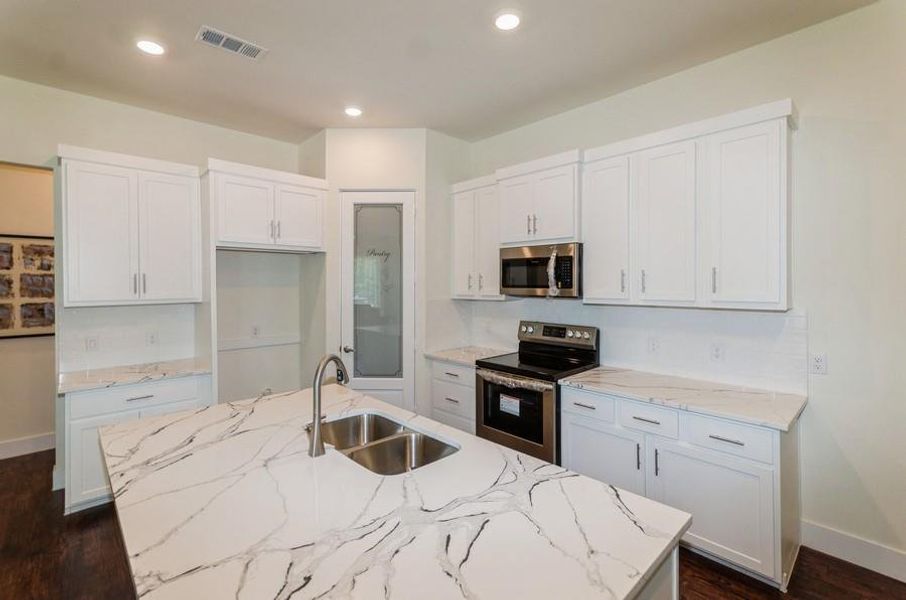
[476,369,557,463]
[499,243,581,298]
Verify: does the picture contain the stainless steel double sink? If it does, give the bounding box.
[307,413,459,475]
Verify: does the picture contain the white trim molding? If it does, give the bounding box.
[0,432,55,460]
[206,158,328,189]
[58,144,200,177]
[802,519,906,584]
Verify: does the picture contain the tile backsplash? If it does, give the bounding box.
[468,299,808,394]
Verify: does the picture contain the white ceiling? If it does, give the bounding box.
[0,0,872,142]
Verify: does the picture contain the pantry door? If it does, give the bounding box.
[340,191,415,410]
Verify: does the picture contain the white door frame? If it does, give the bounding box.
[340,190,415,410]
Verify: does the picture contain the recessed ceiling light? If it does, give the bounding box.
[136,40,166,56]
[494,12,520,31]
[344,106,363,117]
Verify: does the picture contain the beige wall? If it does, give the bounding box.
[0,163,55,448]
[0,75,299,450]
[468,0,906,558]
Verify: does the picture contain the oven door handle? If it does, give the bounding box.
[476,369,555,392]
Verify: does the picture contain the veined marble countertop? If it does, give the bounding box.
[100,384,691,600]
[424,345,511,367]
[560,366,807,431]
[58,357,211,394]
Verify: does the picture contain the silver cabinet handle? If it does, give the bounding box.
[632,415,661,425]
[142,273,147,295]
[532,214,537,235]
[620,269,626,294]
[468,274,473,290]
[636,443,641,470]
[342,345,354,353]
[478,273,484,290]
[641,269,647,293]
[444,371,460,378]
[126,394,154,403]
[444,397,460,404]
[711,267,718,294]
[277,220,282,239]
[269,220,275,239]
[573,402,596,410]
[655,448,660,476]
[526,214,531,235]
[709,434,745,447]
[133,273,138,295]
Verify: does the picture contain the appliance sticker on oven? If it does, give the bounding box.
[499,394,521,417]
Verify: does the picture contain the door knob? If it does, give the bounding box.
[342,345,355,353]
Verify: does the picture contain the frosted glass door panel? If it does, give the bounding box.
[353,205,403,378]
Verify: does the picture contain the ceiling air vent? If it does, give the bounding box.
[195,25,268,61]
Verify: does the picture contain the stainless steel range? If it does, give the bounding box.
[475,321,599,464]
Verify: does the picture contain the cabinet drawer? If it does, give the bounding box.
[432,408,475,435]
[431,379,475,420]
[69,376,202,420]
[619,400,679,438]
[431,362,475,386]
[683,413,774,464]
[561,387,615,422]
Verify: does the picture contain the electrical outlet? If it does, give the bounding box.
[85,336,99,352]
[252,325,261,338]
[710,342,725,362]
[647,336,660,355]
[146,331,158,346]
[809,353,828,375]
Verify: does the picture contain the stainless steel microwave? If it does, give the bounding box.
[500,243,582,298]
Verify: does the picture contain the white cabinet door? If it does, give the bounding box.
[562,412,646,496]
[706,120,784,307]
[636,141,697,303]
[217,174,275,246]
[583,156,631,303]
[532,164,577,241]
[451,190,476,297]
[475,185,502,298]
[647,439,775,579]
[64,161,139,305]
[138,172,201,302]
[275,184,323,249]
[67,410,139,511]
[498,174,533,244]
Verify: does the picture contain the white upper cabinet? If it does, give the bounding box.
[139,172,201,302]
[450,177,503,300]
[217,174,275,246]
[209,159,327,252]
[581,99,794,311]
[64,161,140,305]
[496,150,580,245]
[635,140,697,304]
[274,184,324,249]
[704,119,787,310]
[61,146,201,307]
[582,155,631,303]
[451,189,476,296]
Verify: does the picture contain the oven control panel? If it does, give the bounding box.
[518,320,598,348]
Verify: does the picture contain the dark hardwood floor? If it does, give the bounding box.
[2,450,904,599]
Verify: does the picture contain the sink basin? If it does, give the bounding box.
[308,412,459,475]
[316,413,406,450]
[345,432,459,476]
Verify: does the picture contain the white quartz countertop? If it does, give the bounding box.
[58,357,211,394]
[423,345,512,367]
[100,384,691,600]
[560,366,807,431]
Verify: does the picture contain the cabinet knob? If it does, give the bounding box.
[342,345,355,353]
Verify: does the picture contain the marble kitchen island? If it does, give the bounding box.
[99,384,691,599]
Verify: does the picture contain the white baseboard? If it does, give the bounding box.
[0,432,55,460]
[802,519,906,584]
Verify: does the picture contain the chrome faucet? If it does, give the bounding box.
[309,354,349,457]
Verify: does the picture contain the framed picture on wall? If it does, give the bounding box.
[0,234,54,339]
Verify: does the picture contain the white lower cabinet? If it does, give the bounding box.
[429,360,476,434]
[562,387,800,590]
[64,375,212,514]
